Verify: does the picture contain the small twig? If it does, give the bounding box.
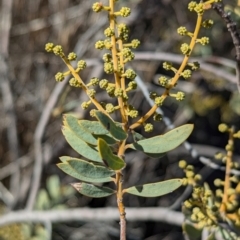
[0,182,14,208]
[220,126,234,213]
[213,3,240,92]
[0,207,184,227]
[200,156,240,176]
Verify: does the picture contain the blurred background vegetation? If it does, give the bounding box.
[0,0,240,239]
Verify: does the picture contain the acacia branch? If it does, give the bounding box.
[25,18,107,210]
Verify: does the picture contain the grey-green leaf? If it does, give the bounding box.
[123,179,182,197]
[131,130,145,141]
[79,120,109,135]
[64,114,97,145]
[95,111,127,141]
[68,158,115,179]
[57,160,114,183]
[131,131,165,158]
[129,124,193,154]
[59,156,71,163]
[93,134,117,145]
[62,126,102,162]
[98,138,125,170]
[71,182,116,198]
